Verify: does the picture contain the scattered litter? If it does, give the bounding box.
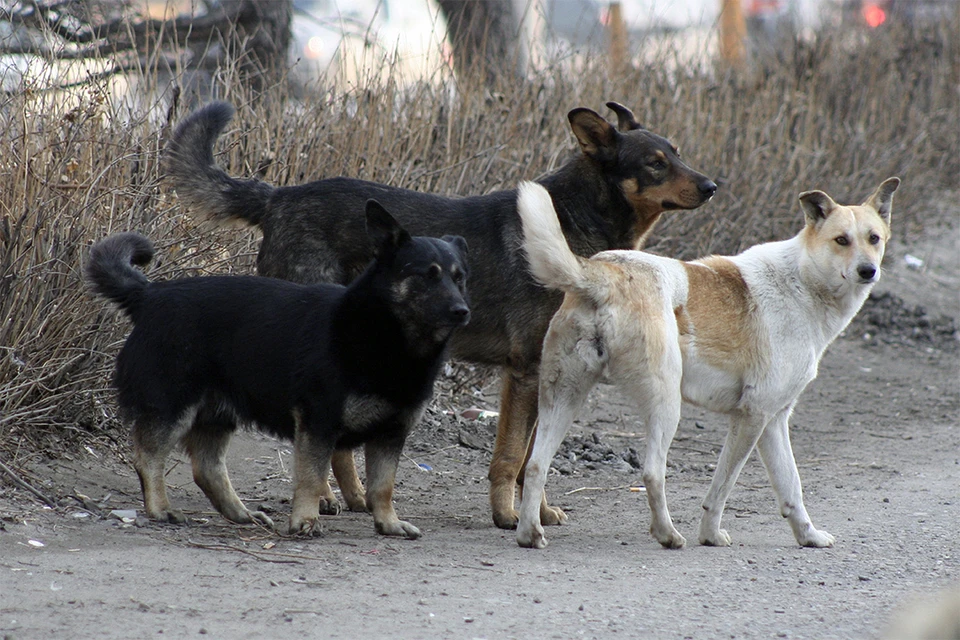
[460,407,498,421]
[903,254,923,270]
[108,509,138,524]
[27,539,44,548]
[629,487,647,493]
[70,512,90,519]
[403,453,432,472]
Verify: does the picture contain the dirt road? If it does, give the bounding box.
[2,211,957,639]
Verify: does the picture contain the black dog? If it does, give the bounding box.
[86,202,469,538]
[167,101,716,529]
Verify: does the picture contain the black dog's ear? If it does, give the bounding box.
[365,200,411,256]
[568,108,618,162]
[441,235,469,261]
[606,101,645,131]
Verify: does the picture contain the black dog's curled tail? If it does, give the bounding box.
[165,101,273,228]
[86,233,154,319]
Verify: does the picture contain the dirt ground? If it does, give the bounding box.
[2,202,958,639]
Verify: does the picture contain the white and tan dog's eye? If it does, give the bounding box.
[869,233,881,245]
[835,236,849,246]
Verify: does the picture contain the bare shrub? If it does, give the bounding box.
[1,18,956,459]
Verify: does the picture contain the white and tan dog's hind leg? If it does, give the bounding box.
[516,302,603,549]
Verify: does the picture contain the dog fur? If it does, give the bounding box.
[166,100,717,529]
[514,177,898,549]
[86,203,469,538]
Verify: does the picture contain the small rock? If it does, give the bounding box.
[458,429,489,452]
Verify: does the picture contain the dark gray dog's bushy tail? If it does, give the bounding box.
[165,101,273,228]
[86,233,155,319]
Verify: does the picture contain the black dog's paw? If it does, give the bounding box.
[318,497,342,516]
[289,517,324,537]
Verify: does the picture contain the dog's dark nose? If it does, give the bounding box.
[857,264,877,281]
[699,180,718,199]
[451,305,470,324]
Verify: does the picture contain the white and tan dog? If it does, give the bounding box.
[515,177,898,549]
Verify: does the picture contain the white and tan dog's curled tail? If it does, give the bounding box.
[517,181,587,294]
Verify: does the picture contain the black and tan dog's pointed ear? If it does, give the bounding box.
[863,177,900,225]
[568,108,618,161]
[605,101,645,131]
[442,235,469,261]
[366,199,411,255]
[798,190,839,227]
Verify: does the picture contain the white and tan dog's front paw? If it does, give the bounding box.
[797,527,835,548]
[651,522,686,549]
[699,526,732,547]
[517,521,547,549]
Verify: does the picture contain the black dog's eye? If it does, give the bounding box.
[835,236,849,246]
[451,269,464,284]
[868,233,881,245]
[650,160,667,171]
[427,264,442,280]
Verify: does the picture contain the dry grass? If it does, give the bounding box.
[1,19,957,460]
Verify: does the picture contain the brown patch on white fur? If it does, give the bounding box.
[678,257,767,375]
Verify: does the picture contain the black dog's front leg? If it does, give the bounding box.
[289,420,334,536]
[364,436,421,539]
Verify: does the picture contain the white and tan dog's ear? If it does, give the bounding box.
[798,189,839,227]
[863,177,900,225]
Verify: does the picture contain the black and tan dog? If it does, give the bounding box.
[86,203,469,538]
[166,100,717,529]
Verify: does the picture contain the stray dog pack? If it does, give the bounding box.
[165,100,717,529]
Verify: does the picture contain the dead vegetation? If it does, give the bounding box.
[1,19,957,462]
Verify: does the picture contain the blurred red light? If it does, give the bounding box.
[863,3,887,28]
